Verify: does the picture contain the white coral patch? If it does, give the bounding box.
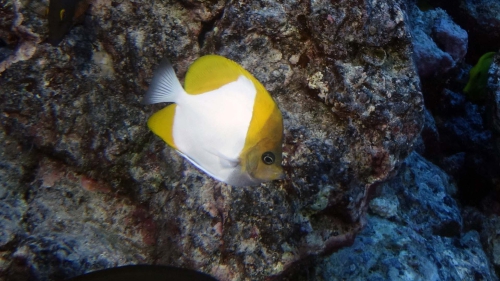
[92,51,115,77]
[308,71,329,101]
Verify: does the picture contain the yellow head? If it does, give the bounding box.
[240,104,284,182]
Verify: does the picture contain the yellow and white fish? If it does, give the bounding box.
[143,55,284,187]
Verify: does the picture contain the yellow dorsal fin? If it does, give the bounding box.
[147,104,178,150]
[244,86,279,148]
[184,55,264,95]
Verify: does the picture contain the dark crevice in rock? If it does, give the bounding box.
[296,14,311,42]
[198,9,225,49]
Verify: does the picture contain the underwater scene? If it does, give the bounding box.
[0,0,500,280]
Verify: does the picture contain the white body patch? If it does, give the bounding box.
[173,75,256,182]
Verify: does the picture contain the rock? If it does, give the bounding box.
[408,6,467,78]
[440,152,466,178]
[466,205,500,275]
[437,88,467,116]
[0,0,41,73]
[437,96,491,153]
[0,128,32,278]
[430,85,496,206]
[315,152,496,280]
[459,0,500,57]
[480,215,500,272]
[374,152,461,237]
[429,0,499,61]
[316,217,496,281]
[487,52,500,159]
[418,107,440,159]
[0,128,152,281]
[369,195,399,219]
[432,17,468,62]
[1,0,423,280]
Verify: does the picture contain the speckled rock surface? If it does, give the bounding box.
[487,52,500,144]
[371,152,462,237]
[481,215,500,272]
[416,107,440,159]
[481,52,500,274]
[1,0,423,280]
[0,128,153,280]
[459,0,500,57]
[315,152,498,281]
[317,217,496,281]
[407,5,467,78]
[463,205,500,276]
[481,215,500,274]
[426,86,496,207]
[429,0,499,61]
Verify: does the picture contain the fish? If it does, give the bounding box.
[66,265,219,281]
[463,52,496,101]
[143,55,284,187]
[46,0,88,46]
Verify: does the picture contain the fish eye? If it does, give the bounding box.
[261,152,275,165]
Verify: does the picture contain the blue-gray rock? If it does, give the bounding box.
[460,0,500,54]
[417,107,440,159]
[374,152,461,237]
[315,152,497,280]
[480,215,500,272]
[432,17,468,62]
[408,6,467,78]
[488,52,500,135]
[464,206,500,275]
[317,216,497,281]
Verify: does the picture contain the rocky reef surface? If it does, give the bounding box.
[0,0,500,280]
[315,152,496,280]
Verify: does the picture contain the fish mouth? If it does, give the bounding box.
[266,168,285,182]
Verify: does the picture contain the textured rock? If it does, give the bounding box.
[481,216,500,273]
[487,52,500,138]
[373,152,462,237]
[408,6,467,78]
[317,216,496,281]
[0,128,32,280]
[0,0,423,280]
[0,128,152,281]
[417,107,440,159]
[459,0,500,58]
[463,206,500,276]
[428,86,496,206]
[315,152,497,281]
[487,56,500,217]
[0,0,41,73]
[432,17,468,62]
[436,93,491,154]
[429,0,499,62]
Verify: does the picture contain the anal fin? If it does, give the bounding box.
[147,104,178,149]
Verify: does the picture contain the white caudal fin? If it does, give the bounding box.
[142,58,185,104]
